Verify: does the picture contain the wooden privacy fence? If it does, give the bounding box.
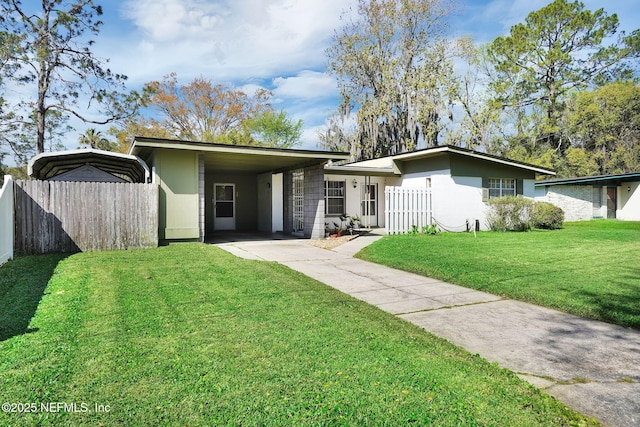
[385,186,432,234]
[14,180,158,254]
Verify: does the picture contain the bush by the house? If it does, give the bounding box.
[487,196,534,232]
[531,202,564,229]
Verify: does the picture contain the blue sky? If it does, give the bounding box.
[26,0,640,151]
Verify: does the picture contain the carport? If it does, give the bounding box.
[131,137,349,242]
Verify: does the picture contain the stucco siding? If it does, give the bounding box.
[257,173,272,233]
[155,149,200,240]
[522,179,536,198]
[400,171,487,230]
[618,181,640,220]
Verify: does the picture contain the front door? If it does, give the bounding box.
[606,187,617,219]
[214,183,235,230]
[361,183,378,227]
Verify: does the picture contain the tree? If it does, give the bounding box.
[0,0,147,154]
[325,0,457,160]
[449,40,503,152]
[487,0,640,153]
[78,127,117,151]
[145,73,272,142]
[564,81,640,174]
[245,110,302,148]
[0,30,22,164]
[108,117,174,154]
[318,111,355,156]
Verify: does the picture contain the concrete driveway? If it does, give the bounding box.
[215,233,640,427]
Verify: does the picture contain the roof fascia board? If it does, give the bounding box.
[324,165,399,176]
[132,138,350,161]
[535,173,640,186]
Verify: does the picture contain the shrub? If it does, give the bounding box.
[531,202,564,229]
[486,196,534,232]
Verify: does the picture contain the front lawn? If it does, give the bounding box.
[0,245,595,426]
[357,220,640,329]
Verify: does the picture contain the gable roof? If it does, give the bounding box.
[332,145,555,176]
[130,136,350,174]
[28,148,150,183]
[535,172,640,187]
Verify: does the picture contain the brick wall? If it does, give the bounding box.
[538,185,594,221]
[281,165,325,239]
[303,164,325,239]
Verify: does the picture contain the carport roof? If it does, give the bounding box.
[130,137,350,174]
[28,148,150,183]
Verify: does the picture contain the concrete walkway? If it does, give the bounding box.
[215,233,640,427]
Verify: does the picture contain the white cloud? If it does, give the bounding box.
[272,71,337,99]
[115,0,356,84]
[300,125,326,150]
[237,83,268,97]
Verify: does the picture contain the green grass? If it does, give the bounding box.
[0,245,596,426]
[358,220,640,329]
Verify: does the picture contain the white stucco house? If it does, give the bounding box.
[326,145,554,232]
[534,173,640,221]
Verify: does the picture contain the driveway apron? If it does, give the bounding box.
[215,235,640,427]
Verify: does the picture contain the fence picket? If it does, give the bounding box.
[384,186,431,234]
[14,180,158,254]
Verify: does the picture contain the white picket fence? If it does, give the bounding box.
[385,186,432,234]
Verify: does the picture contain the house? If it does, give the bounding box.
[17,139,555,250]
[534,173,640,221]
[325,145,554,232]
[28,148,150,183]
[130,138,554,243]
[130,137,350,242]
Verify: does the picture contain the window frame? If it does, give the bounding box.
[488,178,516,199]
[324,180,346,216]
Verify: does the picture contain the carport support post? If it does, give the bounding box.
[304,164,325,239]
[282,166,325,239]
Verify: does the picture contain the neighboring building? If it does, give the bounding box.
[28,148,150,183]
[535,173,640,221]
[326,145,554,232]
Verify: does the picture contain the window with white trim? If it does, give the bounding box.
[324,180,345,215]
[488,178,516,199]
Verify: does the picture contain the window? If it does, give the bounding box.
[325,180,345,215]
[488,178,516,199]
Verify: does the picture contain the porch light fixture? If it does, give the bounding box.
[352,178,358,188]
[628,186,631,192]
